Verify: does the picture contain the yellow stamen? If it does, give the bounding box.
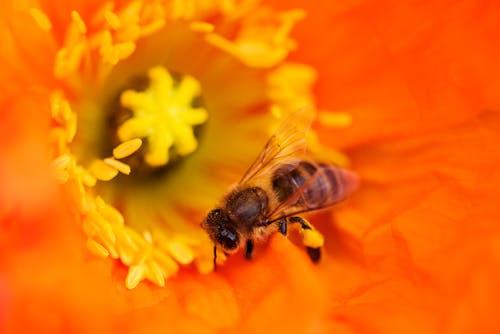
[189,21,214,33]
[71,11,87,34]
[126,264,146,290]
[274,10,306,45]
[95,196,124,226]
[54,2,168,79]
[66,112,77,143]
[79,170,97,187]
[205,32,240,56]
[167,241,194,264]
[54,44,87,78]
[267,63,317,112]
[155,250,180,276]
[205,9,305,68]
[90,2,115,27]
[139,19,166,38]
[89,160,119,181]
[29,8,52,31]
[113,138,143,159]
[49,91,77,143]
[147,261,166,287]
[104,10,121,30]
[54,170,70,184]
[50,91,73,123]
[104,158,132,175]
[195,256,216,274]
[87,239,110,258]
[88,210,117,244]
[118,66,208,167]
[143,230,154,244]
[48,88,200,289]
[52,154,72,170]
[99,30,136,65]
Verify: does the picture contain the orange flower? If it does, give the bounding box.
[2,0,500,333]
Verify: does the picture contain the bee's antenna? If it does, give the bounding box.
[213,245,217,271]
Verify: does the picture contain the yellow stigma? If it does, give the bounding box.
[118,66,208,167]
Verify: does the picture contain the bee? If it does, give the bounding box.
[201,109,359,268]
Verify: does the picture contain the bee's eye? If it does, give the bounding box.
[217,227,239,250]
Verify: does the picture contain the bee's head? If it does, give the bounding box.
[202,208,240,252]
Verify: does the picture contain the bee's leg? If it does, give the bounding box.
[288,216,324,263]
[278,217,287,236]
[245,239,254,260]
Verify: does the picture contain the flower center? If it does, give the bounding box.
[110,66,208,175]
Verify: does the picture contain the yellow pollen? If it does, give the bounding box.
[118,66,208,167]
[29,8,52,31]
[302,229,324,249]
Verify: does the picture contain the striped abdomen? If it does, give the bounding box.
[271,160,358,214]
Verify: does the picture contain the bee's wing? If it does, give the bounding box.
[239,108,315,185]
[265,165,359,223]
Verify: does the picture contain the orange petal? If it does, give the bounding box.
[275,0,500,147]
[332,110,500,333]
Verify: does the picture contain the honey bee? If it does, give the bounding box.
[201,109,359,268]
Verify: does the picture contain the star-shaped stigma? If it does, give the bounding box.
[118,66,208,167]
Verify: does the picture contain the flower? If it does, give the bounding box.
[1,0,500,333]
[7,0,342,290]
